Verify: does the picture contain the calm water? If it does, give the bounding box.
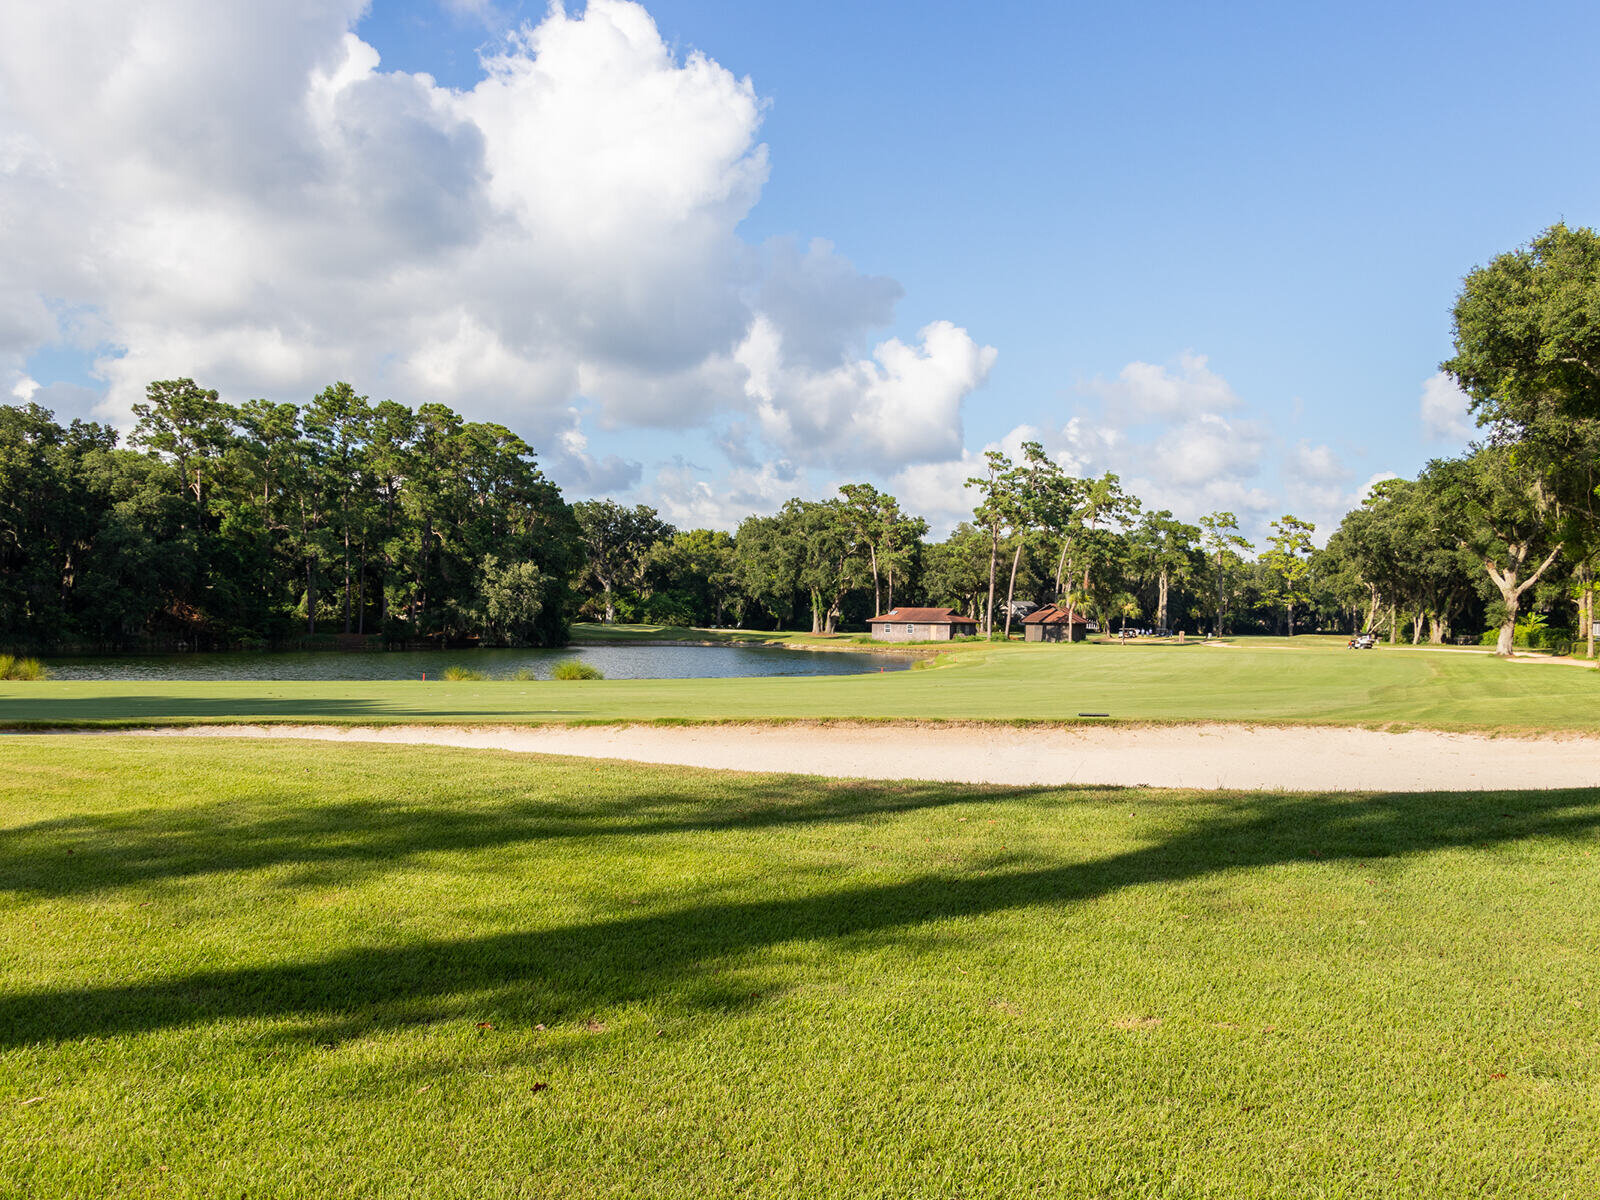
[43,644,911,682]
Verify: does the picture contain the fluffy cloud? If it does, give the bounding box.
[1356,470,1399,502]
[10,378,103,420]
[649,456,807,529]
[0,0,989,484]
[548,418,642,495]
[893,354,1357,542]
[887,454,980,532]
[887,424,1044,537]
[1275,442,1365,542]
[1047,354,1274,525]
[870,353,1275,538]
[754,238,903,369]
[738,316,997,468]
[1419,371,1474,443]
[1141,412,1268,490]
[1082,351,1240,422]
[1284,439,1349,485]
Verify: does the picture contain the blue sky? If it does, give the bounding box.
[5,0,1598,539]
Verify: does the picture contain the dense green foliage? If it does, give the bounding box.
[0,371,1583,654]
[0,383,578,651]
[572,500,673,625]
[3,737,1597,1197]
[1439,221,1600,655]
[1301,223,1600,657]
[1444,222,1600,430]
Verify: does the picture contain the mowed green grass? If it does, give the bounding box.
[2,737,1598,1198]
[4,638,1597,732]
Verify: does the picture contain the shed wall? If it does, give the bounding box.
[870,622,962,642]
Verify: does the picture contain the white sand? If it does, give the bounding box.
[119,721,1600,792]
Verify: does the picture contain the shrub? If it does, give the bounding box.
[442,665,487,681]
[1478,624,1573,651]
[511,667,539,681]
[552,661,604,680]
[1529,626,1572,650]
[0,655,49,681]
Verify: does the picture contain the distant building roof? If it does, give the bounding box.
[866,607,974,624]
[1022,604,1087,625]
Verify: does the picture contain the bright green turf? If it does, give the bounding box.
[3,638,1596,732]
[1,737,1596,1197]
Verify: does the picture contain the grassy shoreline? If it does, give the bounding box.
[567,621,953,653]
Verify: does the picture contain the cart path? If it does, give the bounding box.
[87,721,1600,792]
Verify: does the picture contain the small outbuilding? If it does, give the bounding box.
[866,606,979,642]
[1022,604,1088,642]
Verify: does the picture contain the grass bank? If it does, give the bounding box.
[568,621,793,645]
[568,621,949,653]
[1,737,1596,1197]
[5,638,1599,733]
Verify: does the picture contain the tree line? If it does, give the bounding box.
[1356,221,1600,658]
[0,381,576,651]
[0,394,1329,651]
[569,479,1388,643]
[4,224,1597,656]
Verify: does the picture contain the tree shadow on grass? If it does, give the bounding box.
[0,766,1043,898]
[3,781,1598,1047]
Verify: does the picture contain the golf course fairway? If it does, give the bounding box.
[3,639,1596,733]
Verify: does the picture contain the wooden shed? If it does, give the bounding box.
[1021,604,1088,642]
[865,607,979,642]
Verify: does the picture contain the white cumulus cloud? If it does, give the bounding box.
[1023,354,1275,526]
[1284,439,1349,485]
[1082,351,1240,422]
[0,0,989,486]
[1419,372,1474,443]
[887,424,1044,538]
[739,317,997,469]
[649,456,807,529]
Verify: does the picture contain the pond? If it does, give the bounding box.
[42,644,912,682]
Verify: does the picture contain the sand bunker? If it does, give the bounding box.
[122,721,1600,792]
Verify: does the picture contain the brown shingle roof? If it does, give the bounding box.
[1022,604,1087,625]
[866,607,973,624]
